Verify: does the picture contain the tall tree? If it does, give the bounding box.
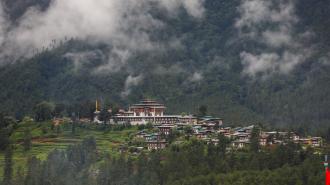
[99,108,110,125]
[34,101,55,122]
[325,127,330,143]
[198,105,208,117]
[54,103,66,117]
[71,112,77,135]
[23,128,32,151]
[24,157,41,185]
[3,145,13,185]
[0,129,10,151]
[0,114,16,150]
[250,126,260,153]
[12,167,24,185]
[217,133,230,156]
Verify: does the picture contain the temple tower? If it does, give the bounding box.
[94,100,101,123]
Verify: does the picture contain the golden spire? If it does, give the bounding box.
[96,100,99,112]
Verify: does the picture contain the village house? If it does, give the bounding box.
[192,125,202,133]
[230,129,251,149]
[218,127,232,138]
[299,138,310,145]
[193,130,208,139]
[290,132,300,142]
[311,137,322,147]
[232,140,250,149]
[299,137,323,147]
[79,118,91,123]
[205,138,219,146]
[156,124,175,135]
[201,123,216,131]
[236,125,254,134]
[198,116,223,126]
[53,117,72,125]
[118,145,128,153]
[232,132,250,142]
[259,135,268,146]
[136,131,146,139]
[146,140,167,150]
[144,133,161,141]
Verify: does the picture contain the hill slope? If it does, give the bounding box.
[0,0,329,129]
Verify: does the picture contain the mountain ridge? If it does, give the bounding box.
[0,0,329,131]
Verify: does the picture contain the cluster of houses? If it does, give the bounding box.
[93,99,323,151]
[226,126,322,148]
[133,123,323,151]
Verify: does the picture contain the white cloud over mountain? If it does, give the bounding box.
[0,0,204,62]
[121,74,144,97]
[236,0,312,77]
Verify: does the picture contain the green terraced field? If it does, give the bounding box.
[0,121,138,176]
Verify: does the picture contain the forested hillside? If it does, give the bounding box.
[3,135,327,185]
[0,0,329,131]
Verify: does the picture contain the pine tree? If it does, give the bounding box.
[3,145,13,185]
[23,128,32,151]
[71,113,77,135]
[217,133,230,156]
[24,157,41,185]
[56,125,61,135]
[12,167,24,185]
[198,105,207,117]
[250,126,260,153]
[71,121,76,135]
[34,101,55,122]
[325,127,330,143]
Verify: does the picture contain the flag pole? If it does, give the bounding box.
[325,155,329,185]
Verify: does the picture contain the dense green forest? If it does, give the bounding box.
[1,135,328,185]
[0,0,330,130]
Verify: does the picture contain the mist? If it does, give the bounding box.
[236,0,313,77]
[0,0,205,62]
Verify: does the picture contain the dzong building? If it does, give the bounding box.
[114,99,198,125]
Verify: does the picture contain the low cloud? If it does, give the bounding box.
[93,48,132,74]
[0,0,205,63]
[157,0,205,18]
[240,52,279,75]
[318,53,330,66]
[64,50,106,73]
[190,72,203,82]
[235,0,273,29]
[262,27,293,48]
[0,3,7,46]
[236,0,311,77]
[121,74,144,98]
[240,51,307,76]
[154,64,185,76]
